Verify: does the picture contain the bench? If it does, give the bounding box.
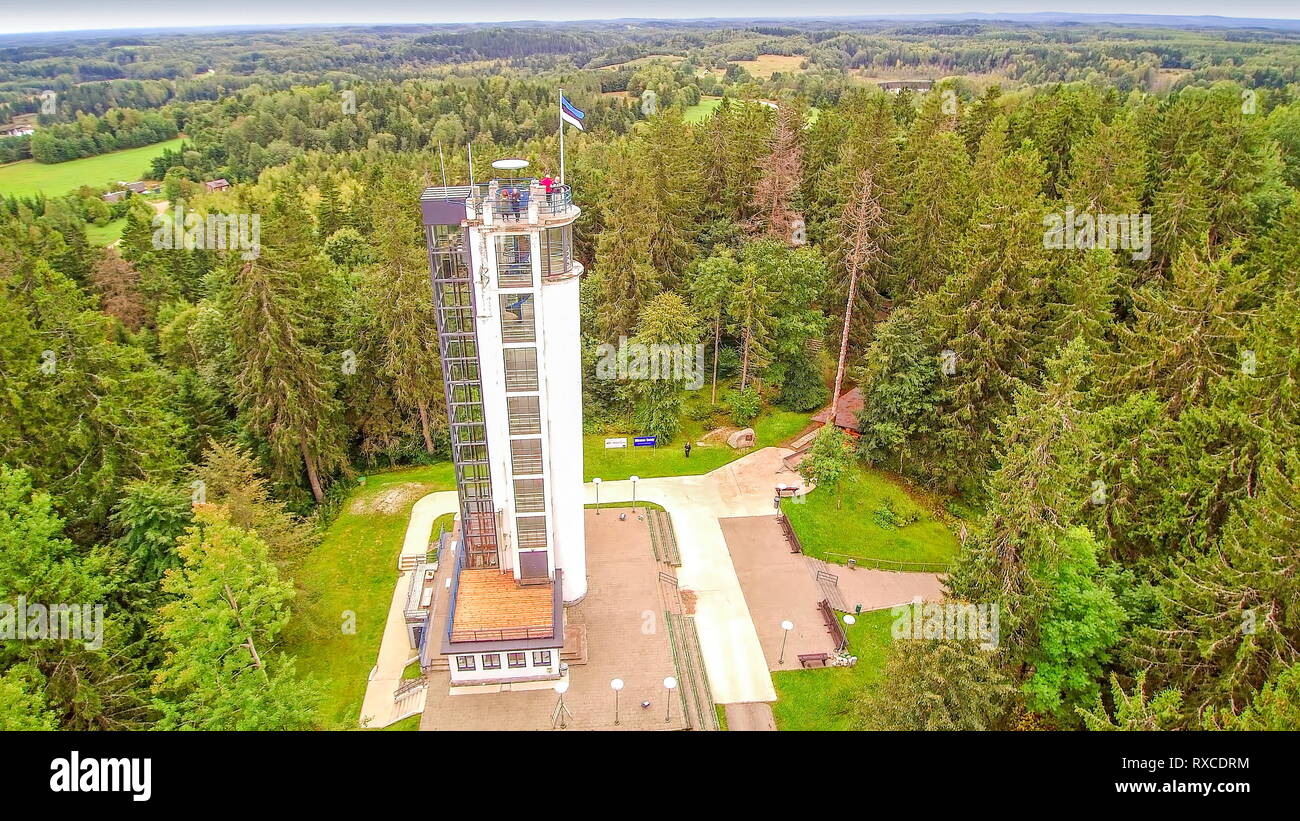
[797,652,830,668]
[777,514,803,554]
[819,599,848,652]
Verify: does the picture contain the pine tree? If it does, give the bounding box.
[89,249,148,331]
[947,340,1096,662]
[928,127,1052,482]
[896,128,972,297]
[621,291,702,444]
[226,190,346,502]
[858,639,1014,730]
[1134,450,1300,719]
[1045,248,1120,355]
[1102,248,1252,416]
[361,164,443,453]
[1078,672,1183,731]
[855,307,940,473]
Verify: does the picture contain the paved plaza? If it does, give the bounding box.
[720,514,945,670]
[419,508,691,731]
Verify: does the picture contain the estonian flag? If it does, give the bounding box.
[560,94,585,131]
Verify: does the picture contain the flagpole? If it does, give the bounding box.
[559,87,566,186]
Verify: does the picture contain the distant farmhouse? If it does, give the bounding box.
[121,180,161,195]
[878,80,934,93]
[101,190,127,203]
[204,178,231,193]
[0,125,35,137]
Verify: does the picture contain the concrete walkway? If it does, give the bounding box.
[585,448,809,705]
[725,702,777,731]
[358,490,457,728]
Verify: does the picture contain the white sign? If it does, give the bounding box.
[604,437,628,449]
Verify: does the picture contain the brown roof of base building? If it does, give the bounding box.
[811,387,864,432]
[451,569,553,639]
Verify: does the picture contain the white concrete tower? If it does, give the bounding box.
[421,160,587,617]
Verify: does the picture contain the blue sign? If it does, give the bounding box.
[633,436,657,447]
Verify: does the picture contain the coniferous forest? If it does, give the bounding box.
[2,16,1300,734]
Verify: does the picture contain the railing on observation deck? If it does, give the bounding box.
[449,624,556,643]
[471,179,575,222]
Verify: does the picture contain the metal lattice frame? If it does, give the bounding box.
[428,224,498,568]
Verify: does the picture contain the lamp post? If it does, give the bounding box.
[593,477,601,514]
[551,680,572,729]
[663,676,677,723]
[778,620,794,665]
[775,483,786,510]
[843,614,856,627]
[610,678,624,726]
[630,475,639,510]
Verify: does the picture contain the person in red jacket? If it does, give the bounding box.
[539,172,555,209]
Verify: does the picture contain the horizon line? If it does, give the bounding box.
[5,11,1300,38]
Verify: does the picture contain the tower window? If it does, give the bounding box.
[510,439,543,475]
[499,293,536,343]
[507,396,541,435]
[516,516,548,549]
[503,348,538,392]
[514,478,545,512]
[495,235,533,288]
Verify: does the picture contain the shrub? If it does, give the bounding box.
[725,386,761,426]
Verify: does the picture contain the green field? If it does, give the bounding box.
[771,607,895,730]
[781,464,960,570]
[282,463,455,730]
[683,96,724,123]
[85,217,126,246]
[0,137,185,198]
[583,409,810,481]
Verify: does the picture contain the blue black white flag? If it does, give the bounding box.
[560,94,585,131]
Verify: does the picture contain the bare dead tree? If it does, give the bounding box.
[830,165,886,420]
[751,104,804,243]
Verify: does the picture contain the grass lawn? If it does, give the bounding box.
[283,463,455,730]
[85,217,125,246]
[782,464,959,570]
[0,137,185,198]
[583,409,810,481]
[771,607,895,730]
[683,96,724,123]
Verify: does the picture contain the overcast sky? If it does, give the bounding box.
[1,1,1297,36]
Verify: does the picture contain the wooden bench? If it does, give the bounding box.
[819,599,848,652]
[777,514,803,554]
[797,652,830,668]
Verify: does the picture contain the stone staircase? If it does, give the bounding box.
[665,612,720,731]
[647,509,681,566]
[391,677,427,723]
[398,553,423,572]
